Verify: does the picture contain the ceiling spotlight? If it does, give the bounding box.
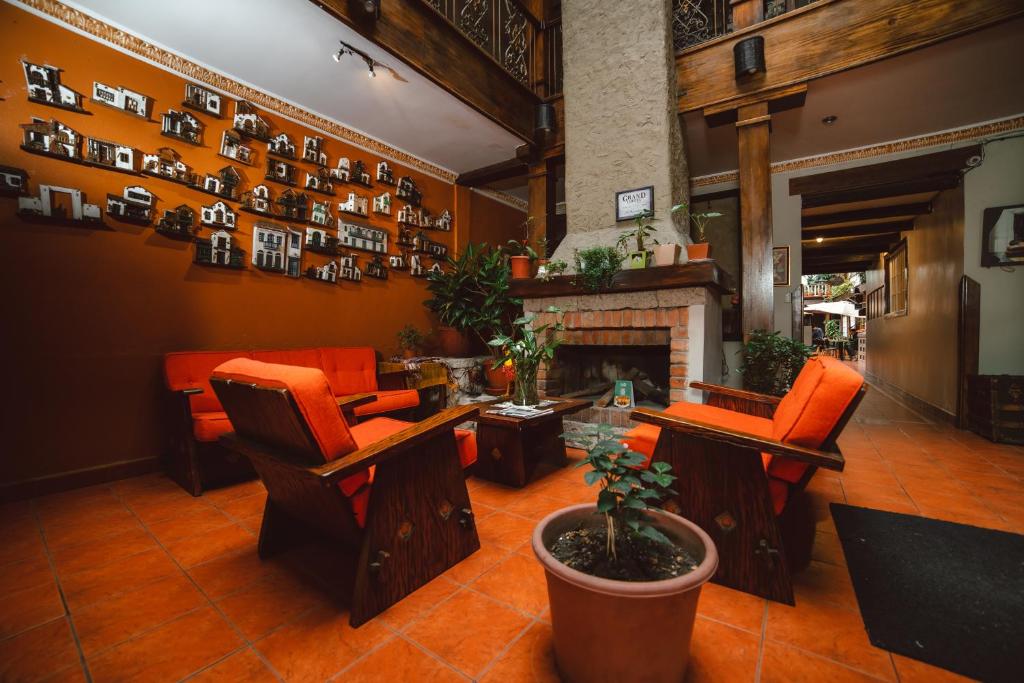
[816,236,824,243]
[362,0,380,18]
[365,59,376,78]
[331,40,391,80]
[822,115,838,126]
[332,50,342,62]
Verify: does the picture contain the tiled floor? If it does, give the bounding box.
[1,384,1022,682]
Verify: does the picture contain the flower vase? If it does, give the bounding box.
[512,363,539,406]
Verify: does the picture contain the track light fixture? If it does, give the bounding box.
[331,40,388,79]
[362,0,380,19]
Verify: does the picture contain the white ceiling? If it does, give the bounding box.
[57,0,526,175]
[685,18,1024,178]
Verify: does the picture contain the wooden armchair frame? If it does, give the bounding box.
[631,381,866,604]
[212,377,481,627]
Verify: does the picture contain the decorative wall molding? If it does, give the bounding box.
[12,0,459,184]
[691,114,1024,188]
[472,187,528,212]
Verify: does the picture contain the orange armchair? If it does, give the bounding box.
[624,356,866,604]
[211,358,479,627]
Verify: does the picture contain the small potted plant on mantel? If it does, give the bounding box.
[673,201,723,261]
[532,424,718,681]
[504,216,539,279]
[617,209,659,269]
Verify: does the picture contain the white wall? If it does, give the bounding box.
[962,136,1024,375]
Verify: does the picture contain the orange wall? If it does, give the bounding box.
[0,5,524,489]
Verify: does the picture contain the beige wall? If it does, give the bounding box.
[865,185,965,416]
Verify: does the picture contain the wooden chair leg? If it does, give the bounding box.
[777,489,816,574]
[257,497,310,559]
[350,431,480,626]
[653,431,795,604]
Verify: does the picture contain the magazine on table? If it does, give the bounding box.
[487,399,557,419]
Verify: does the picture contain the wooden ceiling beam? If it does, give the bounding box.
[800,176,959,209]
[801,221,914,240]
[802,259,875,276]
[803,234,902,259]
[456,158,528,186]
[801,203,931,228]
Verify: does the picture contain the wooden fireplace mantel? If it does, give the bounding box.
[510,262,735,299]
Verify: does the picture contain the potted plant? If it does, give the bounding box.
[573,246,623,293]
[537,258,568,281]
[673,202,723,261]
[738,329,814,395]
[617,209,658,269]
[488,306,564,406]
[532,424,718,682]
[504,239,538,279]
[396,324,424,359]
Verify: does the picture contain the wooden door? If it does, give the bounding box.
[957,276,981,428]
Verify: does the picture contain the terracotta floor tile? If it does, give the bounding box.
[34,486,121,519]
[0,525,47,569]
[73,572,205,656]
[41,508,144,551]
[0,556,54,598]
[766,597,897,681]
[760,641,889,682]
[406,589,531,677]
[476,512,538,551]
[187,550,284,600]
[146,505,236,546]
[891,653,977,682]
[238,513,264,535]
[0,580,65,639]
[377,575,461,631]
[470,552,549,616]
[0,618,80,683]
[685,617,760,682]
[810,530,847,566]
[694,582,766,634]
[479,621,558,683]
[792,560,859,610]
[502,491,579,521]
[337,636,466,682]
[468,482,530,510]
[165,523,256,568]
[49,526,158,577]
[122,490,216,526]
[444,544,512,585]
[188,648,279,683]
[215,571,324,640]
[60,546,180,610]
[86,607,242,683]
[256,606,390,681]
[202,480,266,505]
[213,492,267,520]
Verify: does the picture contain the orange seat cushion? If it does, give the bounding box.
[165,350,253,413]
[353,389,421,416]
[191,411,233,443]
[317,347,379,396]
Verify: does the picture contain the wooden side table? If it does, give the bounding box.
[472,399,591,487]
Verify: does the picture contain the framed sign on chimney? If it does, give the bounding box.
[615,186,654,221]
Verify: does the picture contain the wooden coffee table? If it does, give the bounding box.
[472,398,591,487]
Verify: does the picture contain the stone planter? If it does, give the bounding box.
[533,504,718,682]
[653,243,681,266]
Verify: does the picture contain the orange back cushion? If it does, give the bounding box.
[252,348,323,369]
[165,350,253,413]
[317,347,379,396]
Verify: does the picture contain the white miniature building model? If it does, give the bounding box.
[305,226,334,251]
[18,185,101,223]
[373,192,392,215]
[376,161,394,184]
[339,255,362,282]
[242,184,273,214]
[201,201,237,229]
[22,62,82,110]
[106,185,153,223]
[338,192,368,216]
[310,200,333,226]
[397,204,421,226]
[142,147,191,182]
[305,171,333,194]
[303,136,327,166]
[92,82,147,117]
[330,157,351,182]
[0,166,28,195]
[85,138,135,171]
[233,101,270,139]
[161,110,202,143]
[433,209,453,231]
[339,222,388,253]
[220,130,252,164]
[184,83,222,116]
[389,254,406,269]
[208,230,234,264]
[309,260,338,283]
[253,224,303,276]
[409,254,423,277]
[21,118,80,158]
[267,132,295,158]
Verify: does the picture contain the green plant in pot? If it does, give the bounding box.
[617,209,659,269]
[537,258,567,281]
[532,423,718,682]
[672,202,722,261]
[396,324,424,359]
[573,246,623,293]
[738,329,814,396]
[504,216,539,279]
[488,306,564,406]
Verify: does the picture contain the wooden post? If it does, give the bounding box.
[730,0,765,29]
[527,158,556,255]
[737,101,774,338]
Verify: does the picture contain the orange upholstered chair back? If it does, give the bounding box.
[165,350,254,413]
[251,348,323,370]
[317,347,379,396]
[768,356,864,482]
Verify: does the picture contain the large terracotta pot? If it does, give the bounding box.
[484,360,511,396]
[509,255,532,279]
[436,326,471,357]
[533,504,718,683]
[686,242,711,260]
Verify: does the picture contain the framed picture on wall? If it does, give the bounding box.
[772,246,790,287]
[981,204,1024,267]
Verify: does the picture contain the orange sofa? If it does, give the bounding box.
[163,347,421,495]
[625,356,865,603]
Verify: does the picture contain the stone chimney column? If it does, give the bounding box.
[553,0,690,264]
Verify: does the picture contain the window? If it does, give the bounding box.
[884,240,908,316]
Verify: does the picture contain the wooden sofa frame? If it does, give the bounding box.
[631,381,867,604]
[211,377,480,627]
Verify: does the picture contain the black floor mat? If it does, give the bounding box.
[830,503,1024,683]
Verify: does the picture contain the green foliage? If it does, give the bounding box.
[573,246,623,292]
[826,277,855,302]
[539,259,568,281]
[570,423,678,559]
[739,329,814,396]
[671,202,723,243]
[825,319,842,340]
[396,325,424,352]
[424,243,520,354]
[488,306,565,376]
[502,239,539,261]
[617,209,660,253]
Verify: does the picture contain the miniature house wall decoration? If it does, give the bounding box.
[92,82,147,118]
[396,226,415,248]
[388,253,407,270]
[397,176,422,205]
[330,157,351,182]
[195,230,245,268]
[20,118,81,160]
[106,185,153,225]
[365,254,388,280]
[201,166,241,200]
[397,204,422,226]
[303,136,327,166]
[373,192,392,215]
[376,161,394,185]
[219,130,253,165]
[183,83,222,117]
[160,110,203,145]
[339,254,362,282]
[142,147,196,185]
[351,160,372,186]
[201,200,237,230]
[155,204,197,239]
[233,100,271,141]
[339,222,388,253]
[433,209,453,232]
[22,61,85,112]
[267,132,296,159]
[305,168,334,195]
[18,185,101,225]
[338,192,368,217]
[306,260,338,283]
[85,138,136,172]
[305,226,338,254]
[240,184,274,216]
[277,189,308,221]
[409,253,424,277]
[309,200,333,226]
[253,222,302,276]
[0,166,29,197]
[266,158,297,186]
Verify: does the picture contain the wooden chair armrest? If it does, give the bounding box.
[377,369,412,390]
[336,393,377,411]
[629,407,844,472]
[220,404,481,486]
[688,382,782,405]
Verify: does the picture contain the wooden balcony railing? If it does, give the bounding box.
[673,0,820,51]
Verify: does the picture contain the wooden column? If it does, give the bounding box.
[527,158,556,255]
[737,101,774,337]
[730,0,764,29]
